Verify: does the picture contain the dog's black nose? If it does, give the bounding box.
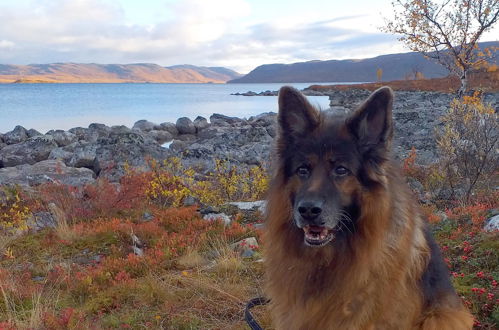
[297,201,322,220]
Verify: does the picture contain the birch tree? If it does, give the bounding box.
[383,0,499,96]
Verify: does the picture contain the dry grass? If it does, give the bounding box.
[49,203,78,242]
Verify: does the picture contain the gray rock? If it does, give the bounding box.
[27,128,43,138]
[210,113,245,126]
[48,146,74,163]
[148,130,173,144]
[0,160,95,186]
[132,246,144,257]
[0,135,58,167]
[176,134,197,142]
[92,131,171,181]
[183,195,198,206]
[484,215,499,232]
[228,200,266,214]
[231,237,259,257]
[248,112,276,127]
[133,120,157,132]
[141,212,154,222]
[176,117,196,135]
[69,143,98,169]
[169,140,188,153]
[3,125,29,145]
[203,213,231,225]
[159,122,179,137]
[47,130,78,147]
[193,116,209,132]
[26,211,56,231]
[68,127,87,140]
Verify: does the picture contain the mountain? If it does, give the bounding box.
[0,63,242,83]
[228,41,499,83]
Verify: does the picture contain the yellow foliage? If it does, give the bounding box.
[0,186,31,232]
[146,157,269,207]
[486,64,497,72]
[436,95,498,201]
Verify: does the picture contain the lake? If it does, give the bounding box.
[0,82,336,134]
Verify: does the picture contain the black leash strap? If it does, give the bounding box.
[245,297,270,330]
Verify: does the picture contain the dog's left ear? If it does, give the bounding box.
[346,86,393,150]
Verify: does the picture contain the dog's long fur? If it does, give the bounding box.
[264,86,473,329]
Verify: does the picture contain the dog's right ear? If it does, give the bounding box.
[278,86,319,137]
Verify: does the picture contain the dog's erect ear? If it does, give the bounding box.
[278,86,319,137]
[346,86,393,149]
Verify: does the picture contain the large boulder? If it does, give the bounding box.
[176,117,196,135]
[159,122,179,137]
[0,135,58,167]
[27,128,43,138]
[3,125,29,145]
[210,113,245,126]
[46,130,78,147]
[147,130,173,144]
[0,160,95,187]
[193,116,209,132]
[133,120,157,132]
[92,130,171,181]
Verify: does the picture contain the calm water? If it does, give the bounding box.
[0,83,334,133]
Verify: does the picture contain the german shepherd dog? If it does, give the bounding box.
[264,86,473,329]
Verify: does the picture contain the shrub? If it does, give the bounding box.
[146,157,269,207]
[0,186,31,233]
[436,94,498,202]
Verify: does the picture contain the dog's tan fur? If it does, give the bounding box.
[264,87,473,329]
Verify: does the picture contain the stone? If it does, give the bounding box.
[0,135,58,167]
[27,128,43,138]
[26,211,56,231]
[203,213,231,225]
[210,113,244,126]
[133,119,157,132]
[69,143,98,169]
[228,200,266,214]
[141,212,154,222]
[159,122,179,137]
[231,237,259,258]
[0,160,95,187]
[484,215,499,232]
[176,117,196,135]
[183,195,198,206]
[47,130,78,147]
[193,116,209,132]
[3,125,29,145]
[148,130,173,144]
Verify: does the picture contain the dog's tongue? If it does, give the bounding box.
[303,226,329,241]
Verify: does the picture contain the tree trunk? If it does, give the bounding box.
[457,70,468,98]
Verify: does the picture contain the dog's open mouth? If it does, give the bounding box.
[303,226,334,247]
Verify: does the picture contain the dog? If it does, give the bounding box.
[263,86,473,329]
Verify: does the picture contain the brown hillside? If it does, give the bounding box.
[0,63,241,83]
[308,70,499,93]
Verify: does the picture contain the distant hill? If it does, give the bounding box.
[228,41,499,83]
[0,63,242,83]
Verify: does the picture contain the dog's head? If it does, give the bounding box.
[276,86,393,247]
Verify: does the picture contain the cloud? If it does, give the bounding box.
[0,0,404,72]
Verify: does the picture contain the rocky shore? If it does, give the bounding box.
[1,90,497,187]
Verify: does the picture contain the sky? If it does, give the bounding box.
[0,0,497,73]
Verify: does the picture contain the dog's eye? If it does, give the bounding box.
[334,166,349,176]
[296,166,310,177]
